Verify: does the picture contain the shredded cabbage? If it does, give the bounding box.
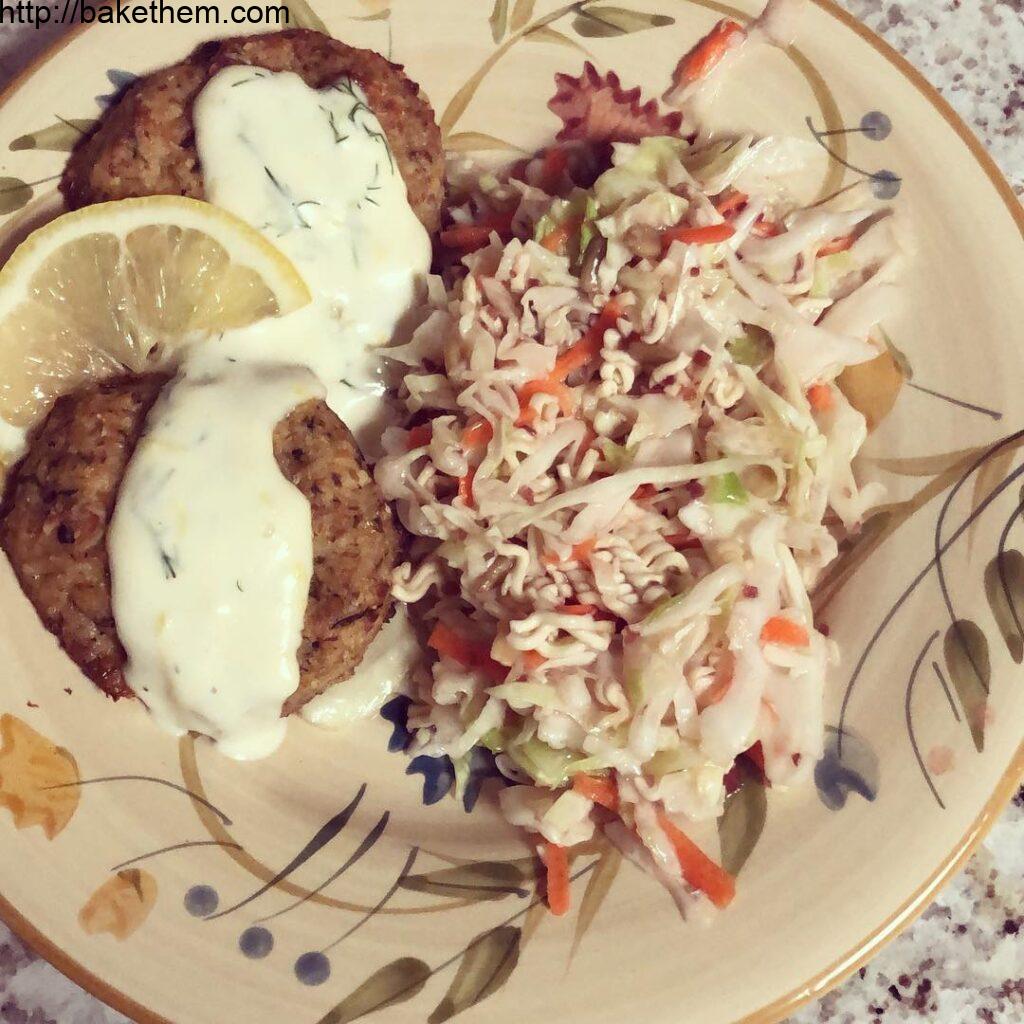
[380,65,899,911]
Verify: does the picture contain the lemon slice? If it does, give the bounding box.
[0,195,311,442]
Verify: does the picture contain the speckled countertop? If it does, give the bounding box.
[0,2,1021,1023]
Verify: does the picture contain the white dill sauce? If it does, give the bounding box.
[300,608,419,728]
[195,66,431,449]
[108,66,430,758]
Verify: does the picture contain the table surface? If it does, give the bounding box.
[0,2,1021,1023]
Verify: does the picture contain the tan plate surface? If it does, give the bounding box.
[0,2,1021,1023]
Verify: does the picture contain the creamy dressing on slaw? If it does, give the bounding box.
[108,67,430,758]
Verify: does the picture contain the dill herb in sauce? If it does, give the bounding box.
[263,165,319,229]
[322,106,349,145]
[230,71,269,87]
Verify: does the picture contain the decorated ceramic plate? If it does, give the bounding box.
[0,1,1021,1022]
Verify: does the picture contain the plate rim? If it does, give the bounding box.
[0,2,1020,1023]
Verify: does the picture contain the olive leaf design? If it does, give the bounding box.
[489,0,509,42]
[440,56,507,138]
[0,713,80,838]
[428,926,521,1024]
[969,445,1018,553]
[814,437,1024,614]
[317,958,432,1024]
[518,897,548,951]
[943,620,990,752]
[717,770,767,875]
[872,447,978,478]
[78,869,157,940]
[568,844,621,960]
[984,549,1024,663]
[571,5,674,37]
[812,508,894,614]
[284,0,329,32]
[441,0,685,139]
[0,178,34,215]
[509,0,536,32]
[881,331,913,380]
[399,860,530,902]
[10,118,94,152]
[526,25,597,61]
[439,0,601,138]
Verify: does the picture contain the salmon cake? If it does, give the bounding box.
[0,377,401,715]
[61,28,444,233]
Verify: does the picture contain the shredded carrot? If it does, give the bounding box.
[522,650,546,671]
[817,233,856,257]
[516,379,576,426]
[807,383,834,412]
[571,537,596,564]
[713,189,748,218]
[540,215,582,255]
[549,299,624,384]
[427,622,506,683]
[559,603,598,615]
[542,539,595,567]
[540,224,570,254]
[760,616,810,647]
[597,296,625,325]
[439,211,515,251]
[751,218,783,239]
[656,812,736,908]
[697,650,734,711]
[675,18,746,85]
[461,416,493,450]
[661,222,735,250]
[538,146,569,193]
[405,424,432,450]
[572,773,619,811]
[427,624,483,671]
[457,467,476,508]
[540,841,571,916]
[439,226,490,251]
[551,331,603,382]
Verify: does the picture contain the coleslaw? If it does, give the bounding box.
[375,19,903,916]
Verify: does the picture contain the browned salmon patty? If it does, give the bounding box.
[0,377,401,715]
[61,28,444,233]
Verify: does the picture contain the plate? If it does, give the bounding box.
[0,3,1021,1023]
